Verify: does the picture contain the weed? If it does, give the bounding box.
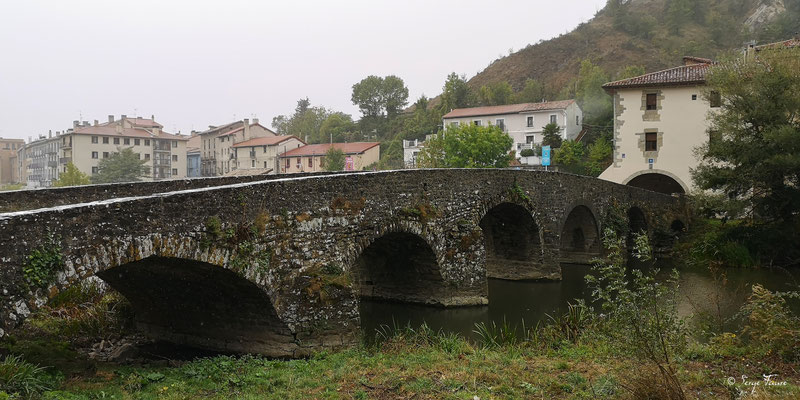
[0,355,55,398]
[509,182,531,203]
[22,237,63,290]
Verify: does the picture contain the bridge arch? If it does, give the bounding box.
[350,225,445,305]
[478,202,543,280]
[559,203,601,264]
[60,234,296,356]
[623,170,688,195]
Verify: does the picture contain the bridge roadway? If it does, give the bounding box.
[0,169,688,357]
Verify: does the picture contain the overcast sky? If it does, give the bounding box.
[0,0,606,141]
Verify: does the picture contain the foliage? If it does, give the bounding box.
[552,140,584,174]
[478,81,513,106]
[692,48,800,264]
[323,147,345,172]
[0,355,55,398]
[740,284,800,361]
[438,72,475,113]
[52,163,90,187]
[584,136,612,177]
[272,98,335,143]
[519,148,536,157]
[513,79,547,103]
[415,124,512,168]
[90,148,149,184]
[575,59,612,126]
[351,75,409,120]
[586,229,687,399]
[23,238,63,290]
[541,123,563,148]
[403,95,442,140]
[0,184,25,192]
[319,112,359,143]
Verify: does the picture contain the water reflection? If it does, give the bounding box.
[359,263,800,342]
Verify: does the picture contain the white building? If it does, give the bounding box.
[441,100,583,155]
[599,57,717,194]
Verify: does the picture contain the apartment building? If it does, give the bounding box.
[231,135,305,174]
[59,115,189,182]
[442,100,583,154]
[198,119,277,176]
[0,137,25,185]
[186,134,201,178]
[18,134,61,188]
[278,142,380,174]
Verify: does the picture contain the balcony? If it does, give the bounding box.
[47,161,58,168]
[59,157,72,164]
[153,159,171,166]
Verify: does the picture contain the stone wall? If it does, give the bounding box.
[0,169,688,357]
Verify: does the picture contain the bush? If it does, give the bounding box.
[0,355,55,398]
[519,148,536,157]
[740,284,800,361]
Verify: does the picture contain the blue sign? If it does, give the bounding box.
[542,145,551,166]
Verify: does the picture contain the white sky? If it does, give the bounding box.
[0,0,606,140]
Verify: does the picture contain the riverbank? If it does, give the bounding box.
[3,323,800,399]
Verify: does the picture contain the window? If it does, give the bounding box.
[526,116,533,127]
[692,94,697,100]
[709,91,721,108]
[576,115,580,125]
[495,119,505,131]
[173,140,178,147]
[251,160,255,168]
[91,136,98,144]
[645,132,657,151]
[296,157,301,167]
[549,114,557,124]
[473,120,482,126]
[144,139,150,146]
[102,137,109,144]
[134,139,140,145]
[526,135,535,144]
[285,158,290,169]
[136,153,141,159]
[91,167,98,174]
[172,155,178,162]
[264,161,268,168]
[263,145,267,153]
[102,152,109,158]
[124,138,130,145]
[646,93,658,111]
[450,121,459,128]
[91,151,98,159]
[144,153,150,160]
[113,138,120,145]
[172,168,178,176]
[308,157,313,168]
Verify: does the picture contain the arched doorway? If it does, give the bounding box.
[626,173,686,194]
[479,203,542,280]
[96,256,292,355]
[560,205,601,264]
[353,232,443,304]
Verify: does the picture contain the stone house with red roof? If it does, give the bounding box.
[231,135,306,175]
[278,142,380,174]
[198,118,277,176]
[441,100,583,155]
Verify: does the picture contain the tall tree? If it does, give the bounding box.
[514,79,547,103]
[693,48,800,226]
[542,123,563,148]
[576,59,612,126]
[91,148,149,184]
[478,81,513,106]
[52,162,90,187]
[553,140,585,175]
[404,95,442,140]
[382,75,410,119]
[319,112,358,143]
[351,76,385,119]
[271,98,334,143]
[439,72,474,113]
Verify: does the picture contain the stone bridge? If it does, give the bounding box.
[0,170,689,357]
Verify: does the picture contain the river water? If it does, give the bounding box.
[359,263,800,342]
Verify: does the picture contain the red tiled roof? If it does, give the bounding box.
[602,63,712,90]
[220,127,244,137]
[124,117,162,128]
[232,135,304,148]
[442,100,576,119]
[279,142,380,157]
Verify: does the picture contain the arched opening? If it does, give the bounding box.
[627,173,686,194]
[95,256,293,356]
[353,232,443,305]
[627,207,649,252]
[560,205,601,264]
[670,219,686,237]
[479,203,542,280]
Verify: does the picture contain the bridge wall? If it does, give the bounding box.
[0,169,688,356]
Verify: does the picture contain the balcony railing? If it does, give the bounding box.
[59,157,71,164]
[47,161,58,168]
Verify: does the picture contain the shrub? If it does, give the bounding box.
[519,148,536,157]
[740,284,800,361]
[0,355,55,398]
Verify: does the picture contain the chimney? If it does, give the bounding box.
[82,121,89,127]
[253,118,259,125]
[121,114,127,120]
[243,118,250,141]
[48,130,52,138]
[151,114,154,121]
[73,120,79,128]
[108,115,114,123]
[94,120,98,126]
